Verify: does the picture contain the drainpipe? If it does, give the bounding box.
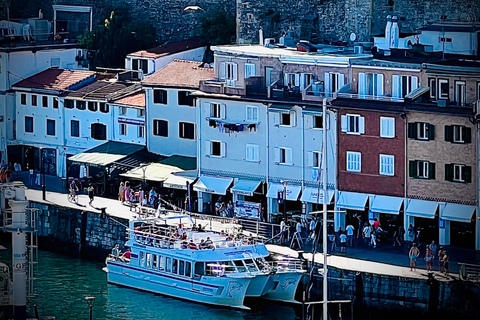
[266,103,271,220]
[301,107,305,214]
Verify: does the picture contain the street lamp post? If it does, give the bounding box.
[40,148,46,200]
[281,180,288,222]
[85,296,95,320]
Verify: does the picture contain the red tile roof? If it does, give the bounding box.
[128,37,204,59]
[142,59,214,88]
[112,91,146,108]
[13,68,95,91]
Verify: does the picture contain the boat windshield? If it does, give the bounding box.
[244,259,258,272]
[233,260,247,272]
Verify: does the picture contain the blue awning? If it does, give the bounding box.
[193,176,233,195]
[266,183,301,201]
[405,199,438,219]
[231,179,263,196]
[370,195,404,215]
[440,203,475,223]
[336,191,369,211]
[300,187,334,204]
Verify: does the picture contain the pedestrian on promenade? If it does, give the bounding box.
[0,167,5,183]
[425,247,434,271]
[441,250,449,275]
[409,243,420,271]
[438,246,446,272]
[356,214,364,239]
[5,167,11,182]
[340,232,347,253]
[118,182,125,203]
[329,232,336,252]
[88,184,94,205]
[279,219,287,245]
[362,222,372,248]
[309,219,316,241]
[346,223,355,247]
[428,240,438,265]
[393,226,404,247]
[124,181,130,203]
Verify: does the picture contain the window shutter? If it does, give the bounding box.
[221,142,227,157]
[408,123,417,139]
[338,73,345,91]
[392,75,400,98]
[428,162,436,180]
[220,62,226,80]
[205,141,211,156]
[412,76,419,91]
[445,163,453,181]
[220,104,226,119]
[204,102,211,116]
[294,74,300,86]
[289,110,296,127]
[359,116,365,134]
[464,127,471,143]
[274,147,280,163]
[463,166,472,183]
[444,125,453,142]
[284,73,289,86]
[376,74,384,96]
[409,160,417,177]
[232,63,238,81]
[427,123,435,140]
[300,73,305,90]
[273,112,280,126]
[324,72,330,93]
[286,148,293,165]
[341,115,347,132]
[358,73,367,96]
[307,151,313,167]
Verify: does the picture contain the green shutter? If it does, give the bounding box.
[444,125,452,142]
[428,162,436,180]
[409,160,417,177]
[464,127,471,144]
[408,123,417,139]
[463,166,472,183]
[445,163,453,181]
[427,123,435,140]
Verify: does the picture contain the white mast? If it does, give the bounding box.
[322,98,328,320]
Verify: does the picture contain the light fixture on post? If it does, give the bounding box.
[280,180,288,222]
[85,296,95,320]
[40,147,46,200]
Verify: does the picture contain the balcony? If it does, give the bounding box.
[205,117,259,133]
[200,80,246,96]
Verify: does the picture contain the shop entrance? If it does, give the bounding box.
[414,216,438,245]
[450,219,475,249]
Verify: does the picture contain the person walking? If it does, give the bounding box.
[340,232,347,253]
[5,167,11,182]
[118,182,125,203]
[279,219,287,245]
[363,222,372,248]
[409,243,420,271]
[393,226,404,247]
[87,184,94,205]
[425,247,434,271]
[356,214,364,239]
[346,223,355,247]
[438,246,446,272]
[441,250,449,275]
[428,240,438,266]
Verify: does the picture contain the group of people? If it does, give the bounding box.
[69,179,95,204]
[214,200,234,217]
[408,241,450,274]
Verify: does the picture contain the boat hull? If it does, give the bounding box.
[261,271,304,303]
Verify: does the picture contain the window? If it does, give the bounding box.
[99,102,109,113]
[439,37,452,43]
[380,117,395,138]
[246,144,259,162]
[302,73,313,90]
[284,73,300,87]
[246,105,258,122]
[220,62,238,86]
[153,119,168,137]
[76,100,86,110]
[119,107,127,115]
[88,101,97,112]
[277,110,296,127]
[445,125,471,144]
[138,126,144,138]
[409,160,435,179]
[438,79,449,99]
[379,154,394,176]
[132,58,148,74]
[408,122,435,140]
[325,72,345,94]
[153,89,167,104]
[445,163,471,183]
[46,119,55,136]
[51,57,60,67]
[206,141,226,157]
[346,151,361,172]
[245,63,256,78]
[53,98,59,109]
[341,114,365,135]
[120,123,127,135]
[137,108,145,117]
[178,91,194,106]
[313,115,323,129]
[455,81,466,106]
[209,102,226,119]
[392,75,418,98]
[358,73,384,96]
[71,120,80,137]
[308,151,321,168]
[91,123,107,140]
[179,122,195,140]
[20,93,26,105]
[25,116,33,133]
[274,147,293,165]
[42,96,48,108]
[31,95,37,106]
[428,78,436,99]
[65,99,74,109]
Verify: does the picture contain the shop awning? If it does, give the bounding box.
[440,203,475,223]
[163,170,197,190]
[231,179,263,196]
[193,176,233,195]
[336,191,369,210]
[370,195,404,215]
[300,187,334,204]
[120,163,182,182]
[405,199,438,219]
[266,183,301,201]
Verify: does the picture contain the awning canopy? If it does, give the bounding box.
[370,195,404,215]
[120,163,182,182]
[336,191,369,211]
[405,199,438,219]
[163,170,197,190]
[68,152,126,167]
[231,179,263,196]
[300,187,334,204]
[193,176,233,195]
[440,203,476,223]
[266,183,301,201]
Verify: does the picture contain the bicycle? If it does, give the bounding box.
[68,189,78,203]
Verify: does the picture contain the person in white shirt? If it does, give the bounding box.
[280,219,286,245]
[346,224,355,247]
[309,219,316,240]
[340,233,347,252]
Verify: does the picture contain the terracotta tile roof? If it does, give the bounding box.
[142,59,214,88]
[13,68,95,91]
[128,37,204,59]
[65,81,137,101]
[112,91,145,107]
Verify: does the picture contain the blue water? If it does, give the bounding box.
[29,250,301,320]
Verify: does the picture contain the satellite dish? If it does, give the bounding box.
[350,32,357,42]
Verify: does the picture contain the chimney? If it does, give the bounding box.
[385,15,392,45]
[259,27,264,46]
[390,16,399,49]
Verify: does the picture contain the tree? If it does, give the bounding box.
[199,2,236,45]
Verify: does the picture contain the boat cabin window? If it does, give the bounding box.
[233,260,247,272]
[206,262,224,276]
[153,255,158,269]
[159,256,165,271]
[244,259,258,272]
[140,251,146,267]
[146,253,152,268]
[179,260,185,276]
[185,262,192,277]
[166,257,172,273]
[194,262,205,278]
[172,259,178,274]
[255,258,268,270]
[219,261,236,273]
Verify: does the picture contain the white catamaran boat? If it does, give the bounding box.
[104,214,305,310]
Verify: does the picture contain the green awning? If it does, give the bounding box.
[68,141,145,167]
[120,163,183,182]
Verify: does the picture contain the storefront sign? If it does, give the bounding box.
[439,218,445,229]
[234,200,261,220]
